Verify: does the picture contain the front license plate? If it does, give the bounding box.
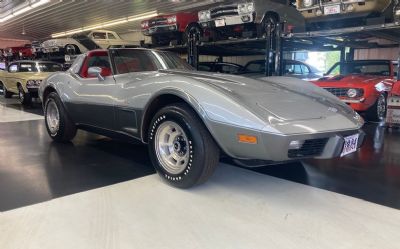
[215,19,225,27]
[324,5,341,15]
[341,134,359,157]
[386,108,400,124]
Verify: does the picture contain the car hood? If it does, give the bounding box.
[314,74,390,88]
[16,72,53,80]
[163,70,357,123]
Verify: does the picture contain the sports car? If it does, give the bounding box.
[314,60,396,121]
[39,48,365,188]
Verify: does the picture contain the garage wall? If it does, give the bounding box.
[119,31,150,43]
[0,38,30,48]
[355,47,400,60]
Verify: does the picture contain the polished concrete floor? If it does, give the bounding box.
[1,97,400,248]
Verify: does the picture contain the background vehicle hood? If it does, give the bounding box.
[315,74,390,88]
[163,70,357,124]
[15,72,52,80]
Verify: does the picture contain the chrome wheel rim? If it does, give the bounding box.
[377,95,386,119]
[0,83,3,95]
[155,121,189,175]
[46,100,60,135]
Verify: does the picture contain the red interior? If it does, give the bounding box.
[79,50,112,78]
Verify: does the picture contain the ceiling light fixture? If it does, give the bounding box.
[51,10,158,38]
[0,0,50,23]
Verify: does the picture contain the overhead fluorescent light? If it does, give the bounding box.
[0,0,50,23]
[51,11,158,38]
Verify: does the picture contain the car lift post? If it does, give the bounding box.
[187,28,200,69]
[265,19,283,76]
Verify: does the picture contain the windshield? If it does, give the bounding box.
[327,61,391,76]
[110,49,193,74]
[19,62,62,72]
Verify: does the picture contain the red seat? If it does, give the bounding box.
[80,50,111,78]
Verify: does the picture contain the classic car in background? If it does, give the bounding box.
[0,60,63,105]
[39,48,364,188]
[314,60,396,121]
[197,61,245,74]
[41,30,138,58]
[4,44,34,60]
[198,0,304,40]
[296,0,400,30]
[141,12,202,46]
[240,59,323,79]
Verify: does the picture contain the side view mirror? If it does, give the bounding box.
[88,66,105,81]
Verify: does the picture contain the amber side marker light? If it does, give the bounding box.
[237,134,258,144]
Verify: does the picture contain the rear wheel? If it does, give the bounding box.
[148,103,219,188]
[183,23,203,45]
[65,44,80,55]
[44,92,77,142]
[366,94,387,122]
[18,84,32,105]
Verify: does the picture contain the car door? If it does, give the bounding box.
[67,51,117,130]
[109,49,159,138]
[107,32,119,46]
[4,63,19,93]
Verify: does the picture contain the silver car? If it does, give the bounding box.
[39,48,365,188]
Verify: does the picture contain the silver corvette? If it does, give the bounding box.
[39,48,365,188]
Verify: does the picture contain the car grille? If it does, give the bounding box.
[288,138,329,159]
[323,88,348,97]
[210,5,238,19]
[149,17,167,27]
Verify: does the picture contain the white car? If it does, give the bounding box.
[41,30,139,55]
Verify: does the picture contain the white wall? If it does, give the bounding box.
[355,47,400,60]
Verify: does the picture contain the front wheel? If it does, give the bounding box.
[366,94,387,122]
[18,84,32,105]
[44,92,77,142]
[1,83,13,98]
[148,103,219,188]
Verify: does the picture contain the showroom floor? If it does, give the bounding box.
[1,97,400,248]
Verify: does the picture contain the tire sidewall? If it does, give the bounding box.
[44,93,66,140]
[148,107,206,188]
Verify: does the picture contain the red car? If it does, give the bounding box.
[4,44,34,60]
[141,12,202,46]
[314,60,395,121]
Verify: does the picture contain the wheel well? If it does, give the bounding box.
[42,87,56,103]
[262,11,280,24]
[141,94,190,143]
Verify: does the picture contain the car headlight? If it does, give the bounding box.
[347,88,358,98]
[303,0,314,7]
[167,15,177,24]
[26,80,42,87]
[238,2,254,14]
[141,21,149,29]
[375,82,391,92]
[198,10,211,21]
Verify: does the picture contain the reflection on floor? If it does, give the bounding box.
[0,97,43,123]
[1,165,399,249]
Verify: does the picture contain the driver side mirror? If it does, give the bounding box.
[88,66,105,81]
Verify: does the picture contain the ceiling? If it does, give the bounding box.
[0,0,219,41]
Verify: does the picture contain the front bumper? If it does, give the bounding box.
[209,120,365,162]
[142,24,178,36]
[200,13,255,29]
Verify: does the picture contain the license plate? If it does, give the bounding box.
[341,134,359,157]
[215,19,225,27]
[386,108,400,124]
[324,5,341,15]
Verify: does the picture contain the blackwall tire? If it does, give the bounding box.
[366,94,387,122]
[2,83,13,98]
[18,84,32,105]
[148,103,219,188]
[44,92,77,142]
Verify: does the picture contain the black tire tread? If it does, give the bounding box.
[45,92,77,142]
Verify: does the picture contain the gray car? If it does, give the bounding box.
[39,48,365,188]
